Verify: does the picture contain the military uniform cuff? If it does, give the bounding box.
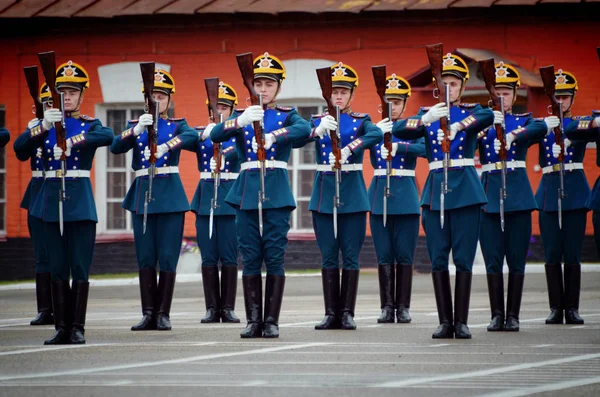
[70,133,86,147]
[166,136,182,150]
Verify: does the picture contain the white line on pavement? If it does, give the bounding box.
[478,376,600,397]
[0,344,100,356]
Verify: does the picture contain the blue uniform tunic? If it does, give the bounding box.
[393,103,494,272]
[14,127,49,273]
[533,116,590,265]
[293,110,382,270]
[187,125,240,268]
[27,113,113,281]
[210,104,311,276]
[0,128,9,147]
[110,116,197,272]
[368,136,425,267]
[477,113,547,274]
[565,112,600,257]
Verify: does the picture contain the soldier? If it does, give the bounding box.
[0,128,8,147]
[13,83,55,326]
[295,62,383,331]
[210,52,311,338]
[565,110,600,258]
[478,63,558,332]
[111,68,197,332]
[534,70,591,325]
[367,74,425,324]
[188,82,241,324]
[25,61,113,344]
[392,53,496,339]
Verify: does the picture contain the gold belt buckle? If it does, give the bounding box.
[495,162,503,170]
[55,170,64,178]
[552,164,561,172]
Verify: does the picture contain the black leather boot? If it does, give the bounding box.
[70,281,89,344]
[486,273,505,332]
[44,280,71,345]
[31,272,54,326]
[315,268,340,330]
[220,266,240,323]
[156,271,176,331]
[544,264,564,324]
[340,269,359,330]
[200,266,220,323]
[377,265,395,323]
[564,264,584,324]
[131,268,157,331]
[505,273,525,332]
[431,271,454,339]
[454,271,472,339]
[240,275,263,338]
[263,275,285,338]
[396,265,413,323]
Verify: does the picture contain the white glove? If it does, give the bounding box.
[42,108,62,131]
[36,147,42,158]
[144,143,169,161]
[202,123,216,141]
[564,138,571,149]
[552,143,562,158]
[437,126,459,143]
[381,142,398,159]
[251,133,275,153]
[314,115,337,138]
[493,110,504,125]
[493,138,502,155]
[544,116,560,134]
[133,113,153,136]
[28,118,40,130]
[449,122,461,139]
[594,117,600,128]
[53,143,71,160]
[421,103,448,125]
[505,132,515,150]
[210,157,218,172]
[236,105,264,128]
[376,118,393,134]
[328,147,352,165]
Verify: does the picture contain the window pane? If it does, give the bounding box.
[107,202,126,230]
[0,148,4,168]
[0,203,4,231]
[296,106,318,121]
[0,174,4,200]
[107,172,126,199]
[297,200,312,230]
[299,169,314,197]
[107,110,126,136]
[288,169,294,190]
[300,146,315,164]
[131,109,145,120]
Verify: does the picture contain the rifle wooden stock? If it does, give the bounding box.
[479,58,507,160]
[38,51,66,156]
[236,52,266,162]
[205,77,221,171]
[539,65,564,162]
[425,43,450,153]
[24,66,43,119]
[316,67,341,169]
[372,65,393,161]
[140,62,158,164]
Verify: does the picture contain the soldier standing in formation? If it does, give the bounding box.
[14,83,54,326]
[210,52,311,338]
[188,82,241,324]
[111,69,197,331]
[368,74,425,324]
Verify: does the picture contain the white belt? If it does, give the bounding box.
[542,162,584,174]
[429,158,475,171]
[31,170,44,178]
[200,172,239,180]
[481,160,526,173]
[45,170,90,178]
[374,169,415,177]
[316,164,362,172]
[135,166,179,177]
[240,160,287,171]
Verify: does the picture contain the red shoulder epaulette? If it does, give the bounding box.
[513,112,532,117]
[168,117,185,122]
[459,103,478,108]
[80,115,96,121]
[350,112,368,118]
[276,105,294,112]
[311,112,329,119]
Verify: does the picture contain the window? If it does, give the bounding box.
[0,106,5,234]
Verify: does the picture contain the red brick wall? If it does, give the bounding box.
[1,17,598,238]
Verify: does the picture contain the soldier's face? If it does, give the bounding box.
[58,88,82,112]
[495,87,515,112]
[216,104,232,120]
[331,87,353,110]
[441,75,462,103]
[556,95,573,113]
[152,91,170,114]
[253,78,280,105]
[388,98,406,121]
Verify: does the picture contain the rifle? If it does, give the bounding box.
[140,62,159,234]
[38,51,67,236]
[372,65,393,228]
[23,66,46,179]
[205,77,221,240]
[425,43,451,229]
[316,67,342,239]
[236,52,267,237]
[540,65,566,230]
[479,58,507,233]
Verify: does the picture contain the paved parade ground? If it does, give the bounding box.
[0,268,599,397]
